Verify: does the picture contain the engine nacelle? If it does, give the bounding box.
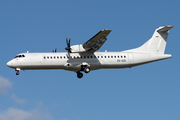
[70,44,87,53]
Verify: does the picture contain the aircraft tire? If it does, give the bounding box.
[16,71,19,75]
[77,72,83,78]
[84,67,90,73]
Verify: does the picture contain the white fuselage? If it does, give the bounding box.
[6,26,173,78]
[7,51,171,72]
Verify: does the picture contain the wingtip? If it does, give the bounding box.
[101,29,112,32]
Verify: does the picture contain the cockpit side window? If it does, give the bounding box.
[14,54,25,58]
[14,56,18,58]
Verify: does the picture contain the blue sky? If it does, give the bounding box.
[0,0,180,120]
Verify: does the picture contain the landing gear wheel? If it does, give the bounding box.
[77,72,83,78]
[16,71,19,75]
[84,67,90,73]
[15,68,21,76]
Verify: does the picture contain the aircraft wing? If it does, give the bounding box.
[83,29,111,53]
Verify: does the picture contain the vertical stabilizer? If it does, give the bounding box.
[126,26,173,54]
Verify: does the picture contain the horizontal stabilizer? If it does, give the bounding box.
[157,26,173,33]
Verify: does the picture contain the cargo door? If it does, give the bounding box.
[128,53,134,65]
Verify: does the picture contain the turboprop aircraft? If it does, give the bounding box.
[7,26,173,78]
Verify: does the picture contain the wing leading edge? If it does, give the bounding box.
[83,29,111,53]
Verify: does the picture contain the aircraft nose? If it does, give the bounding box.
[6,61,13,67]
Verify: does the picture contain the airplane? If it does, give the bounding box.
[7,26,173,78]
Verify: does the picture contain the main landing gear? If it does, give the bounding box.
[76,66,90,78]
[84,67,90,73]
[77,71,83,78]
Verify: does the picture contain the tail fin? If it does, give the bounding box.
[128,26,173,54]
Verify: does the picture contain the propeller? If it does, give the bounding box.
[65,38,71,53]
[52,48,57,53]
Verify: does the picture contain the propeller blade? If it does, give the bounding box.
[66,37,69,47]
[65,38,71,53]
[68,38,71,47]
[55,48,57,52]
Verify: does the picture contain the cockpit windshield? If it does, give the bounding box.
[14,54,25,58]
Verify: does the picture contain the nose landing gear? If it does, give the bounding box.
[15,68,21,75]
[16,71,20,75]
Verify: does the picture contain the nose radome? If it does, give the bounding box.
[6,61,10,67]
[7,61,13,67]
